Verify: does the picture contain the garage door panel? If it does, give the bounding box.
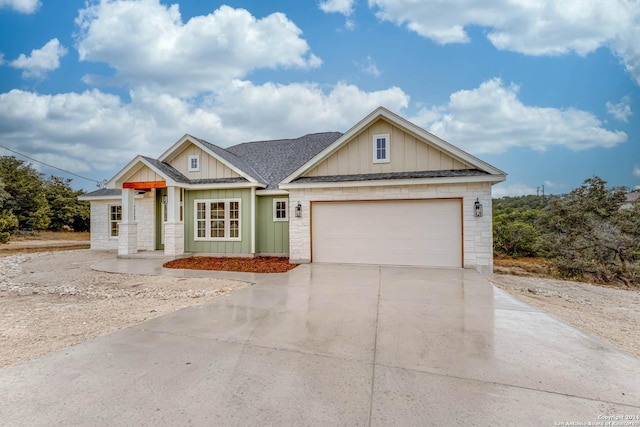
[312,199,461,268]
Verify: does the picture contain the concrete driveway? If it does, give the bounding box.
[1,263,639,426]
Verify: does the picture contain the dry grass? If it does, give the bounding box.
[10,231,90,241]
[493,255,553,278]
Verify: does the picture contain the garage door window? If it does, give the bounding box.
[194,199,241,241]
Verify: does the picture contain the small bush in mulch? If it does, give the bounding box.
[163,256,298,273]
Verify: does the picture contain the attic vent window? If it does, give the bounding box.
[372,134,390,163]
[188,155,200,172]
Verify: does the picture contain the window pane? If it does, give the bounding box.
[376,138,386,160]
[110,222,119,237]
[110,205,122,221]
[196,202,206,220]
[230,220,239,238]
[229,201,239,219]
[211,220,225,238]
[211,202,225,219]
[197,221,206,238]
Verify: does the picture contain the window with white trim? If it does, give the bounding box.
[273,198,288,222]
[194,199,241,241]
[372,134,390,163]
[109,205,121,238]
[188,155,200,172]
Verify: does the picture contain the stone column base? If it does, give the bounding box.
[164,222,184,256]
[118,222,138,256]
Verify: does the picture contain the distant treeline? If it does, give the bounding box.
[493,177,640,286]
[0,156,90,243]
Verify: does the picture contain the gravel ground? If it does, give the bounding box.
[490,274,640,358]
[0,250,249,369]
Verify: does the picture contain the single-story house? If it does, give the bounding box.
[80,107,506,274]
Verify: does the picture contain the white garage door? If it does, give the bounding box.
[312,199,462,268]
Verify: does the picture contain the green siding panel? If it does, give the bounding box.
[256,196,289,255]
[184,189,252,254]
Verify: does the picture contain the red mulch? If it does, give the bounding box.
[163,256,298,273]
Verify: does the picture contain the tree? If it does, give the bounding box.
[492,195,550,257]
[44,176,90,232]
[0,156,50,231]
[0,181,18,243]
[537,177,639,286]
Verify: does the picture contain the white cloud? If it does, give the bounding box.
[9,39,68,79]
[492,183,538,198]
[356,56,381,77]
[634,166,640,178]
[0,82,409,182]
[0,0,40,14]
[411,78,627,154]
[319,0,355,16]
[210,80,409,139]
[368,0,640,84]
[606,96,632,122]
[75,1,321,96]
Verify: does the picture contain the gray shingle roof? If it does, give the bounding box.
[141,156,190,183]
[79,188,122,198]
[293,169,489,184]
[225,132,343,189]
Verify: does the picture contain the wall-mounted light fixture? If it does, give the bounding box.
[474,198,483,218]
[162,195,168,205]
[295,202,302,218]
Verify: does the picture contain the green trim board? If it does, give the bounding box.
[184,188,252,254]
[155,188,167,250]
[256,196,289,255]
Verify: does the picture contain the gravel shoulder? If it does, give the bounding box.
[0,250,249,369]
[490,274,640,358]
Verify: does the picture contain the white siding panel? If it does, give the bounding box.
[312,199,461,268]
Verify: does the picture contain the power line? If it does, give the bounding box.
[0,143,104,186]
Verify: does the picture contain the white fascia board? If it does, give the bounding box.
[182,182,266,190]
[158,134,258,184]
[78,194,145,201]
[281,106,507,184]
[256,189,289,196]
[279,174,506,190]
[107,155,178,189]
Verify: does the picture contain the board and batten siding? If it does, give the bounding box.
[256,196,289,255]
[127,165,164,183]
[184,188,252,254]
[169,143,241,180]
[304,118,472,177]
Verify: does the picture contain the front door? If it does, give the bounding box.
[155,188,167,250]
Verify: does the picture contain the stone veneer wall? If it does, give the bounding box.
[88,192,156,251]
[288,182,494,274]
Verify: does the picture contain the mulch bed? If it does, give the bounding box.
[163,256,298,273]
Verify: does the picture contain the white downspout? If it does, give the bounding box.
[250,186,256,256]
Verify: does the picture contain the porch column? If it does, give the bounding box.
[118,188,138,256]
[164,186,184,256]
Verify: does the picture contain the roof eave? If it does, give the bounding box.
[182,182,266,190]
[279,174,506,190]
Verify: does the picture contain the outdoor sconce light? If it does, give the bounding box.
[162,195,168,205]
[474,198,483,218]
[295,202,302,218]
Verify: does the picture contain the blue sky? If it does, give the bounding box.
[0,0,638,196]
